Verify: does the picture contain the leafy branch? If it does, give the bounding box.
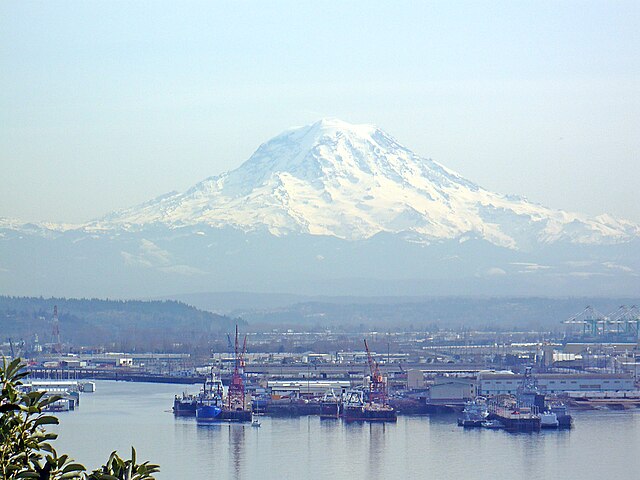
[1,358,159,480]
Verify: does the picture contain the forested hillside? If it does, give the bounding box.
[0,296,243,352]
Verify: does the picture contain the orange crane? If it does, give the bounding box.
[364,339,387,405]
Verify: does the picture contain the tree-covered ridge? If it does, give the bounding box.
[0,296,223,316]
[0,296,244,352]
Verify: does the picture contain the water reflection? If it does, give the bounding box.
[51,382,640,480]
[193,422,246,479]
[367,423,388,480]
[228,425,245,480]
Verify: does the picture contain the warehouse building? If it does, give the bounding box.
[478,372,635,395]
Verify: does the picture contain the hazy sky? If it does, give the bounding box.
[1,1,639,224]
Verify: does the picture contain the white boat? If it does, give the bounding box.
[251,413,261,427]
[457,397,489,427]
[540,412,559,428]
[481,420,504,429]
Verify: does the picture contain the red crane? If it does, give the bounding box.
[227,325,248,411]
[364,339,387,405]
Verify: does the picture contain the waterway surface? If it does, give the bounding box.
[51,381,640,479]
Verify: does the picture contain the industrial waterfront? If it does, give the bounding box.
[51,380,640,480]
[7,304,640,477]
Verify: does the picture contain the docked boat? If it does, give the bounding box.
[195,387,252,423]
[195,404,222,422]
[194,373,226,422]
[251,413,261,427]
[196,326,252,424]
[540,411,559,428]
[457,397,489,427]
[341,339,397,422]
[342,389,397,422]
[174,369,225,416]
[320,389,341,419]
[549,403,573,428]
[173,393,200,416]
[481,419,505,429]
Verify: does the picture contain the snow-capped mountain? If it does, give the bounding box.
[2,118,639,299]
[93,118,637,250]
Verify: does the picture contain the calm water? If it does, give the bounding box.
[51,381,640,479]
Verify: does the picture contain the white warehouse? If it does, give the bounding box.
[478,372,635,395]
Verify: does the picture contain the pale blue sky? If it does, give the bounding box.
[1,1,639,223]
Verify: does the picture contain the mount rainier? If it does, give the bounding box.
[95,118,636,249]
[1,119,639,298]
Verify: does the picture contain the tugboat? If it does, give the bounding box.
[547,401,573,429]
[457,397,489,427]
[342,340,397,422]
[540,411,559,428]
[194,371,226,422]
[174,368,225,416]
[173,392,200,416]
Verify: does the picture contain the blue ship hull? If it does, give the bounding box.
[196,405,222,422]
[196,406,252,423]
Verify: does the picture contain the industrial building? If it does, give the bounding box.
[477,372,635,395]
[427,377,477,404]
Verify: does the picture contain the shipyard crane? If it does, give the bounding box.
[227,325,247,411]
[364,339,387,405]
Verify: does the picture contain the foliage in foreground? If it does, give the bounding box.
[1,358,159,479]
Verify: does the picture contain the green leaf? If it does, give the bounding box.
[34,415,60,427]
[0,402,19,412]
[62,463,86,473]
[15,473,41,479]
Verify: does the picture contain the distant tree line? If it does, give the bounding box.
[0,296,244,355]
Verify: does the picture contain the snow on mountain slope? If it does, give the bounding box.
[92,118,639,249]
